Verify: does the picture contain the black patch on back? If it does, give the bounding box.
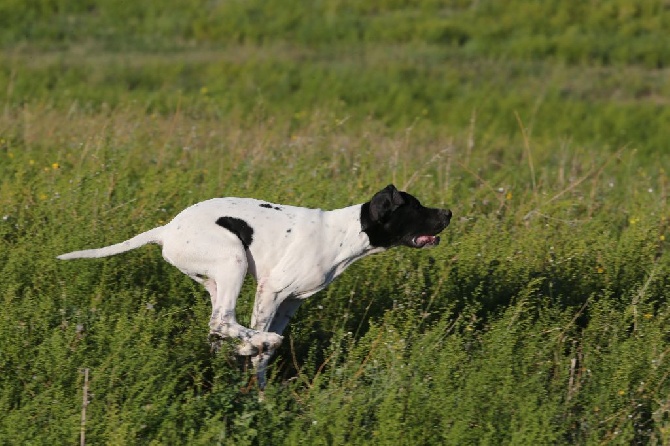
[259,203,282,211]
[216,217,254,248]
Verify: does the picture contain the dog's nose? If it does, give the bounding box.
[438,209,452,228]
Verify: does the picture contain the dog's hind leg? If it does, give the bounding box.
[161,230,279,352]
[201,274,285,356]
[204,254,282,355]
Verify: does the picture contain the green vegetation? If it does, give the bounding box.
[1,1,669,444]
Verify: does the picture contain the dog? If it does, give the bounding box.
[58,184,451,388]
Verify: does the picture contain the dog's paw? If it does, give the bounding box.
[255,331,284,349]
[236,342,259,356]
[237,332,283,356]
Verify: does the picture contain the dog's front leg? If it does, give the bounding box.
[252,351,274,390]
[248,296,304,388]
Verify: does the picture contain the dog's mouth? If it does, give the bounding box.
[411,235,441,248]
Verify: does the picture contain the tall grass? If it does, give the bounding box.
[1,103,668,444]
[1,1,669,444]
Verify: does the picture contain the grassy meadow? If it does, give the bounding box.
[1,1,669,444]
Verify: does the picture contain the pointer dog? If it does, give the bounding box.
[58,184,451,387]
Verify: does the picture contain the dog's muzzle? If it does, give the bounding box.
[411,235,441,248]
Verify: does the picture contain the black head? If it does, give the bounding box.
[360,184,452,249]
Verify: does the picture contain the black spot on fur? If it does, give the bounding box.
[216,217,254,248]
[260,203,282,211]
[286,229,292,233]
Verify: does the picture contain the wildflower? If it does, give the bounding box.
[617,390,625,396]
[661,235,666,241]
[596,266,604,274]
[506,191,513,200]
[643,313,653,320]
[52,162,60,170]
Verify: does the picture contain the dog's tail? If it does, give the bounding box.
[57,226,165,260]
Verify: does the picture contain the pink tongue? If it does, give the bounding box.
[415,235,436,246]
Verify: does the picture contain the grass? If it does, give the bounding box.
[1,1,670,444]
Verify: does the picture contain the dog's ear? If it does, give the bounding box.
[368,184,405,223]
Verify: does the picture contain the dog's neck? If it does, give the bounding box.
[321,204,386,274]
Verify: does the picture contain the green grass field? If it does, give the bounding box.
[1,1,669,444]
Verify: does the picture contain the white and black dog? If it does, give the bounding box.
[58,184,451,387]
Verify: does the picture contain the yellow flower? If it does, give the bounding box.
[29,159,35,166]
[617,390,625,396]
[506,191,513,200]
[39,193,48,200]
[661,235,666,241]
[51,163,60,170]
[643,313,653,320]
[596,266,604,274]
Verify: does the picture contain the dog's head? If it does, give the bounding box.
[361,184,451,249]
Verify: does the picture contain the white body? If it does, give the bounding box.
[59,198,383,386]
[58,185,451,389]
